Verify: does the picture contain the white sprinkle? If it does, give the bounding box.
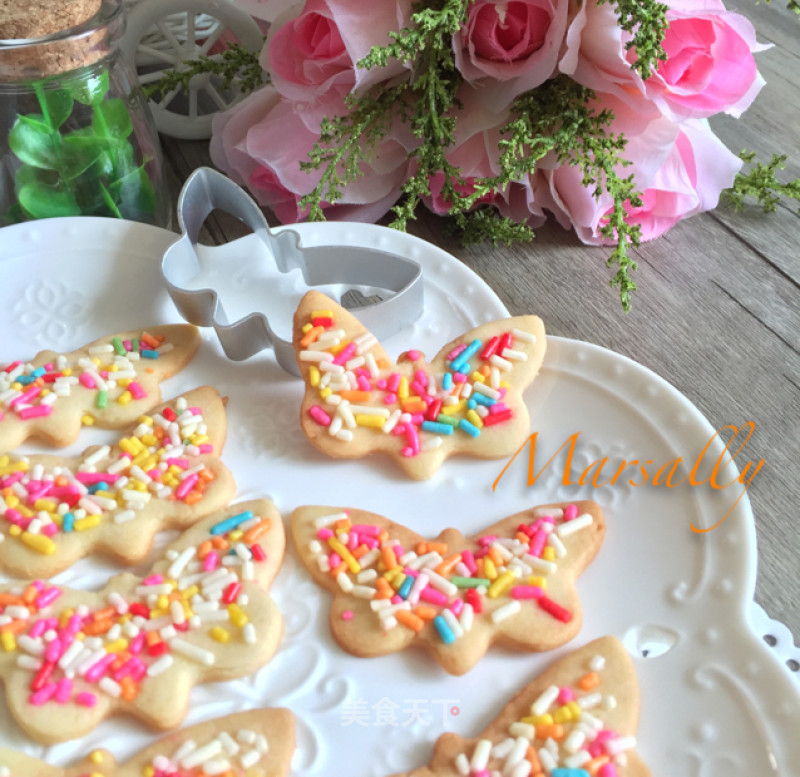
[490,600,520,623]
[169,638,216,665]
[556,513,594,537]
[531,685,560,716]
[470,740,492,772]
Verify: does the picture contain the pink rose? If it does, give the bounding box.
[560,0,766,120]
[454,0,569,111]
[540,115,741,243]
[266,0,412,109]
[211,86,414,224]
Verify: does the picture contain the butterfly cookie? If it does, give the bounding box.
[388,636,650,777]
[0,707,294,776]
[0,386,236,578]
[292,291,546,480]
[0,499,284,743]
[0,325,201,454]
[291,501,605,674]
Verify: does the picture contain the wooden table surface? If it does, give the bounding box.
[161,0,799,646]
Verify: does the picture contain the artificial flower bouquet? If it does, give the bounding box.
[208,0,799,309]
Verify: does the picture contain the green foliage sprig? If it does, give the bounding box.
[722,151,800,214]
[601,0,670,78]
[4,72,156,225]
[142,42,266,101]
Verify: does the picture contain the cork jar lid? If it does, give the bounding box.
[0,0,102,40]
[0,0,117,82]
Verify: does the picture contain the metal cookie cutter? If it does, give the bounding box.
[161,167,423,376]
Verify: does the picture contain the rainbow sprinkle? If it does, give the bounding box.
[0,510,271,708]
[0,331,172,423]
[0,395,218,555]
[454,655,632,777]
[298,309,538,456]
[306,504,593,642]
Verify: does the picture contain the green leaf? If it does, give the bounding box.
[60,135,105,180]
[92,99,133,139]
[17,181,81,219]
[69,70,110,105]
[39,89,74,128]
[108,164,157,217]
[8,115,60,169]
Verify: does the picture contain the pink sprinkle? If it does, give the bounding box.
[76,691,97,707]
[347,532,358,551]
[392,423,406,436]
[530,529,548,558]
[30,683,58,706]
[407,349,421,361]
[478,535,497,547]
[78,372,96,389]
[377,379,387,390]
[446,343,467,361]
[128,381,146,400]
[403,423,420,457]
[41,523,58,537]
[558,687,575,704]
[202,551,219,572]
[175,473,198,500]
[112,658,136,681]
[595,730,618,743]
[44,637,62,663]
[341,610,354,620]
[474,771,490,777]
[129,633,145,654]
[356,375,371,392]
[122,339,132,351]
[66,614,82,635]
[362,536,378,549]
[449,599,464,616]
[564,503,578,521]
[390,595,402,604]
[198,444,213,454]
[55,677,72,704]
[166,457,189,469]
[317,528,334,540]
[599,765,619,777]
[382,392,397,405]
[453,372,467,383]
[410,381,430,400]
[32,581,45,591]
[420,588,448,606]
[329,552,342,568]
[351,524,380,536]
[19,405,52,420]
[308,405,332,427]
[2,471,25,487]
[489,402,508,415]
[143,574,164,585]
[461,550,477,575]
[410,412,425,425]
[130,659,148,681]
[403,567,418,578]
[75,473,119,485]
[387,373,401,392]
[85,653,116,683]
[511,585,543,600]
[29,620,47,639]
[36,587,61,610]
[333,342,356,366]
[4,509,24,527]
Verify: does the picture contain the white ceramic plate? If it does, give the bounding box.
[0,218,797,776]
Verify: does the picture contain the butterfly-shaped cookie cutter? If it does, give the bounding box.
[161,167,424,376]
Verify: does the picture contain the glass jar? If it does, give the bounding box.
[0,0,170,228]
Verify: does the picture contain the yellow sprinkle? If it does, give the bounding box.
[91,752,106,765]
[390,573,406,591]
[82,414,95,426]
[156,595,169,610]
[301,322,312,333]
[140,433,158,447]
[1,632,16,652]
[117,379,130,388]
[500,380,509,389]
[90,772,104,777]
[309,365,320,388]
[119,614,132,624]
[542,546,556,562]
[311,309,333,318]
[40,388,50,397]
[228,604,248,628]
[104,639,129,654]
[527,576,547,589]
[567,701,582,719]
[483,557,498,580]
[62,368,72,376]
[119,438,142,456]
[383,568,401,584]
[128,480,147,492]
[137,455,157,471]
[397,376,409,400]
[182,585,199,600]
[552,704,574,724]
[440,401,466,416]
[143,767,156,777]
[8,525,21,537]
[21,532,55,554]
[59,609,74,628]
[95,490,115,500]
[149,608,167,619]
[17,504,33,518]
[470,371,486,383]
[328,538,360,574]
[74,515,101,531]
[137,415,154,426]
[228,529,243,542]
[210,626,231,643]
[162,475,178,488]
[190,434,209,446]
[488,570,515,598]
[4,494,18,509]
[329,340,350,355]
[466,409,484,428]
[319,387,332,399]
[10,382,21,391]
[523,713,553,726]
[355,414,384,428]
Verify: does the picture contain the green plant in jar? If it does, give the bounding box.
[6,70,156,222]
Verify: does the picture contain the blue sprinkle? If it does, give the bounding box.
[30,367,45,378]
[467,399,477,410]
[87,483,102,495]
[433,615,456,644]
[210,510,254,536]
[141,349,160,359]
[551,770,590,777]
[471,393,496,407]
[421,420,454,436]
[398,576,414,599]
[63,513,74,532]
[449,339,482,373]
[442,372,453,392]
[16,375,34,385]
[458,419,480,437]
